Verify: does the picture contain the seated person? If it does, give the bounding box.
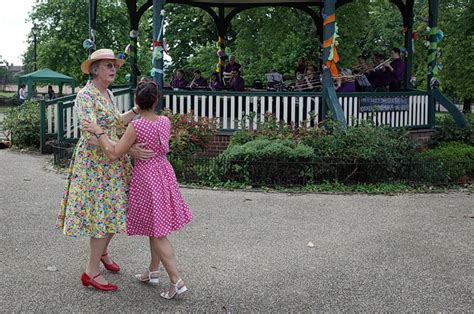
[170,69,189,89]
[336,68,356,92]
[367,53,388,92]
[223,55,241,86]
[189,70,208,89]
[209,72,224,91]
[295,57,307,78]
[296,66,320,91]
[229,70,245,91]
[265,69,283,90]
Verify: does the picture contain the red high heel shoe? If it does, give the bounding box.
[81,272,118,292]
[101,252,120,272]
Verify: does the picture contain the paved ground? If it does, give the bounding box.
[0,150,472,312]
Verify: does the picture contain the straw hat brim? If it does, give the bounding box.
[81,57,126,74]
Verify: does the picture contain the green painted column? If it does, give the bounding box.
[321,1,345,126]
[403,0,414,90]
[153,0,166,109]
[88,0,98,55]
[129,30,139,89]
[427,0,439,127]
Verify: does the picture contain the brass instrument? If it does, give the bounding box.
[372,58,392,71]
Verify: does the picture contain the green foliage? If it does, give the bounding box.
[415,142,474,181]
[438,0,474,103]
[430,113,474,147]
[215,138,315,185]
[26,0,153,85]
[3,101,40,149]
[164,4,220,79]
[161,109,219,157]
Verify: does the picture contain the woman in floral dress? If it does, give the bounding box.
[56,49,152,292]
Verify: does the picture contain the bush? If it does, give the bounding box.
[430,113,474,147]
[223,118,418,184]
[215,138,315,185]
[161,109,219,157]
[302,120,417,181]
[3,101,40,149]
[415,142,474,182]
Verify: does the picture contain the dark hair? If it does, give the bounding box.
[20,84,26,88]
[374,53,385,60]
[193,70,201,75]
[135,80,160,110]
[392,47,401,55]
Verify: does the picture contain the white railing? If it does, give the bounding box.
[164,93,322,130]
[45,91,131,140]
[163,91,430,130]
[339,94,429,127]
[44,91,430,140]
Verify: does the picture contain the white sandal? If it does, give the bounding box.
[135,268,160,285]
[160,279,188,299]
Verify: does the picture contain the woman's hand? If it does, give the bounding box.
[82,119,103,135]
[129,143,155,160]
[133,106,140,114]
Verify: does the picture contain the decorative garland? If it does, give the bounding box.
[151,9,166,77]
[216,36,227,73]
[426,26,444,77]
[322,13,339,78]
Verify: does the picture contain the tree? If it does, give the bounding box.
[24,0,154,85]
[439,0,474,112]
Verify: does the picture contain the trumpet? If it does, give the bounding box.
[351,63,372,73]
[372,58,392,71]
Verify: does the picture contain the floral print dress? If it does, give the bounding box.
[56,81,132,238]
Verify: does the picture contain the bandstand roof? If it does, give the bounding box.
[169,0,322,6]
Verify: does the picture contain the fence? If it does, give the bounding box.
[39,87,133,153]
[40,88,431,153]
[164,90,430,130]
[168,155,473,187]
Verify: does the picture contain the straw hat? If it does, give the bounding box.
[81,49,125,74]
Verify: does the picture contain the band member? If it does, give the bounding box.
[229,70,245,91]
[384,48,405,92]
[295,57,307,77]
[352,55,372,92]
[209,72,224,91]
[336,68,356,93]
[171,69,189,89]
[368,53,389,92]
[295,65,321,92]
[189,70,208,89]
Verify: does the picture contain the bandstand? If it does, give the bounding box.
[39,0,467,153]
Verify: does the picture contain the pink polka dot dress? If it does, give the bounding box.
[127,116,192,237]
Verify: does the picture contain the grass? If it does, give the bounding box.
[0,106,13,114]
[0,91,15,97]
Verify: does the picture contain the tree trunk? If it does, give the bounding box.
[462,98,472,113]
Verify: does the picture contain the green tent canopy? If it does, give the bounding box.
[18,68,76,100]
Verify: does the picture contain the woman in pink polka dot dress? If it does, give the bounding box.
[83,80,192,299]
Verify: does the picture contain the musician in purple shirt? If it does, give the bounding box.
[368,53,388,92]
[229,70,245,91]
[223,55,241,75]
[189,70,208,89]
[336,68,356,93]
[209,72,224,91]
[384,48,405,91]
[171,69,189,89]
